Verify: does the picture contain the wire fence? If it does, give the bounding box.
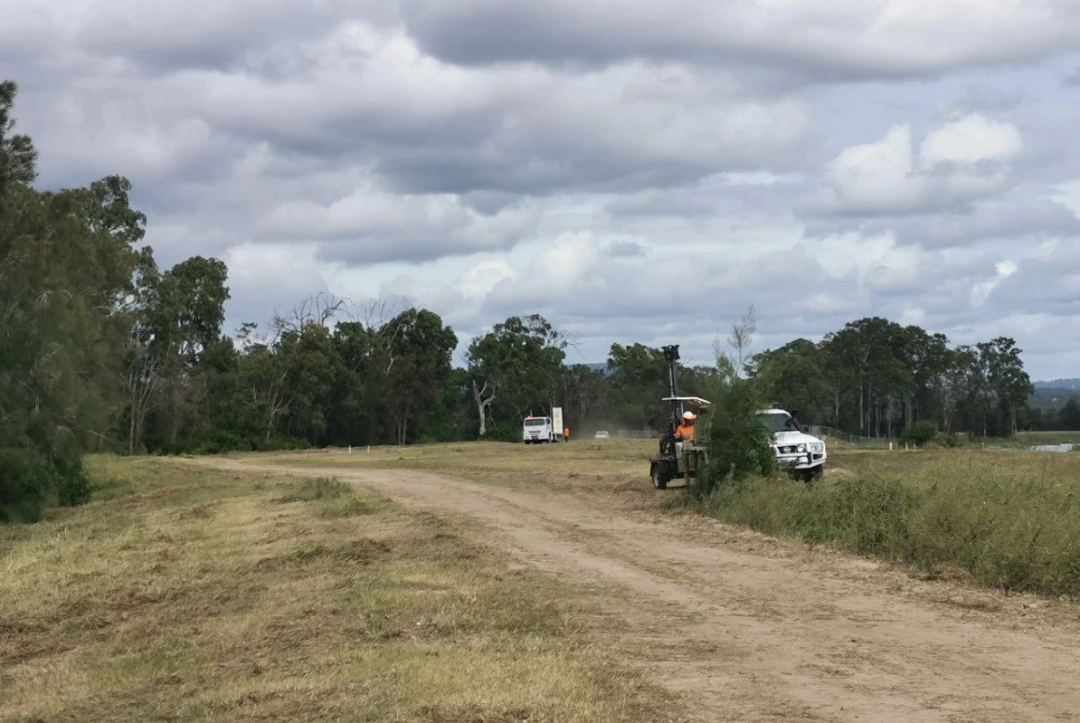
[613,429,661,440]
[602,425,906,447]
[808,425,899,448]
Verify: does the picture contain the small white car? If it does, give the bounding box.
[757,409,826,481]
[594,431,611,440]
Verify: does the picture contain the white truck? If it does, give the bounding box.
[757,408,827,481]
[522,407,564,444]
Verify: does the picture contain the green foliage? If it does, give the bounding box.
[384,308,458,445]
[485,419,526,443]
[752,317,1032,439]
[55,466,93,508]
[695,376,776,497]
[749,338,831,424]
[0,83,146,521]
[692,457,1080,596]
[0,449,51,522]
[606,343,669,430]
[1057,397,1080,431]
[902,419,939,446]
[0,81,37,188]
[466,314,567,437]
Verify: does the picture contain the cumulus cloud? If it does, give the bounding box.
[919,114,1023,167]
[6,0,1080,377]
[819,115,1024,215]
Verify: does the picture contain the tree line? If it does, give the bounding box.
[1031,396,1080,432]
[749,317,1034,438]
[0,81,1043,521]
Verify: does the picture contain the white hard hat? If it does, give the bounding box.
[682,411,697,421]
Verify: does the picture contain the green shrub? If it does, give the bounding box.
[263,436,312,452]
[902,419,939,446]
[695,377,775,497]
[0,448,91,522]
[935,432,968,448]
[485,420,524,443]
[0,448,51,522]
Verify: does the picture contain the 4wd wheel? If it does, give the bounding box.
[651,465,670,490]
[800,466,824,484]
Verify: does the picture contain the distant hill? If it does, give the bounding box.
[1032,379,1080,411]
[1035,378,1080,390]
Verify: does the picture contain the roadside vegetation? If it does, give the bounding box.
[0,457,665,723]
[687,449,1080,598]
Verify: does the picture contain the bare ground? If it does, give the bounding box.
[190,457,1080,723]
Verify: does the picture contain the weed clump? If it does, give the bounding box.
[276,477,352,504]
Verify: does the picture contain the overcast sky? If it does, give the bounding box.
[6,0,1080,378]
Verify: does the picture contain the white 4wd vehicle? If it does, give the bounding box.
[757,409,826,482]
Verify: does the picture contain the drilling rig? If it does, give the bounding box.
[648,345,711,490]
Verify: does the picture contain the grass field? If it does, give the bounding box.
[5,441,1079,721]
[263,439,1080,598]
[0,456,667,723]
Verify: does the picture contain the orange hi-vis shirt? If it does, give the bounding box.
[675,423,695,441]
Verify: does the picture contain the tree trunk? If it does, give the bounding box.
[472,380,494,437]
[128,406,136,455]
[859,381,865,434]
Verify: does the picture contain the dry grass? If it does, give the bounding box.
[0,456,666,723]
[246,440,658,503]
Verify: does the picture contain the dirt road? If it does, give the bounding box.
[196,458,1080,722]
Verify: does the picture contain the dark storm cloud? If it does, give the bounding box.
[805,193,1080,250]
[400,0,1080,81]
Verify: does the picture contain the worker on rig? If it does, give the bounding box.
[675,411,697,443]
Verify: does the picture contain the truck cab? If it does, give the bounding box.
[523,416,555,444]
[757,409,826,481]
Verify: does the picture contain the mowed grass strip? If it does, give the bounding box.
[0,457,664,723]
